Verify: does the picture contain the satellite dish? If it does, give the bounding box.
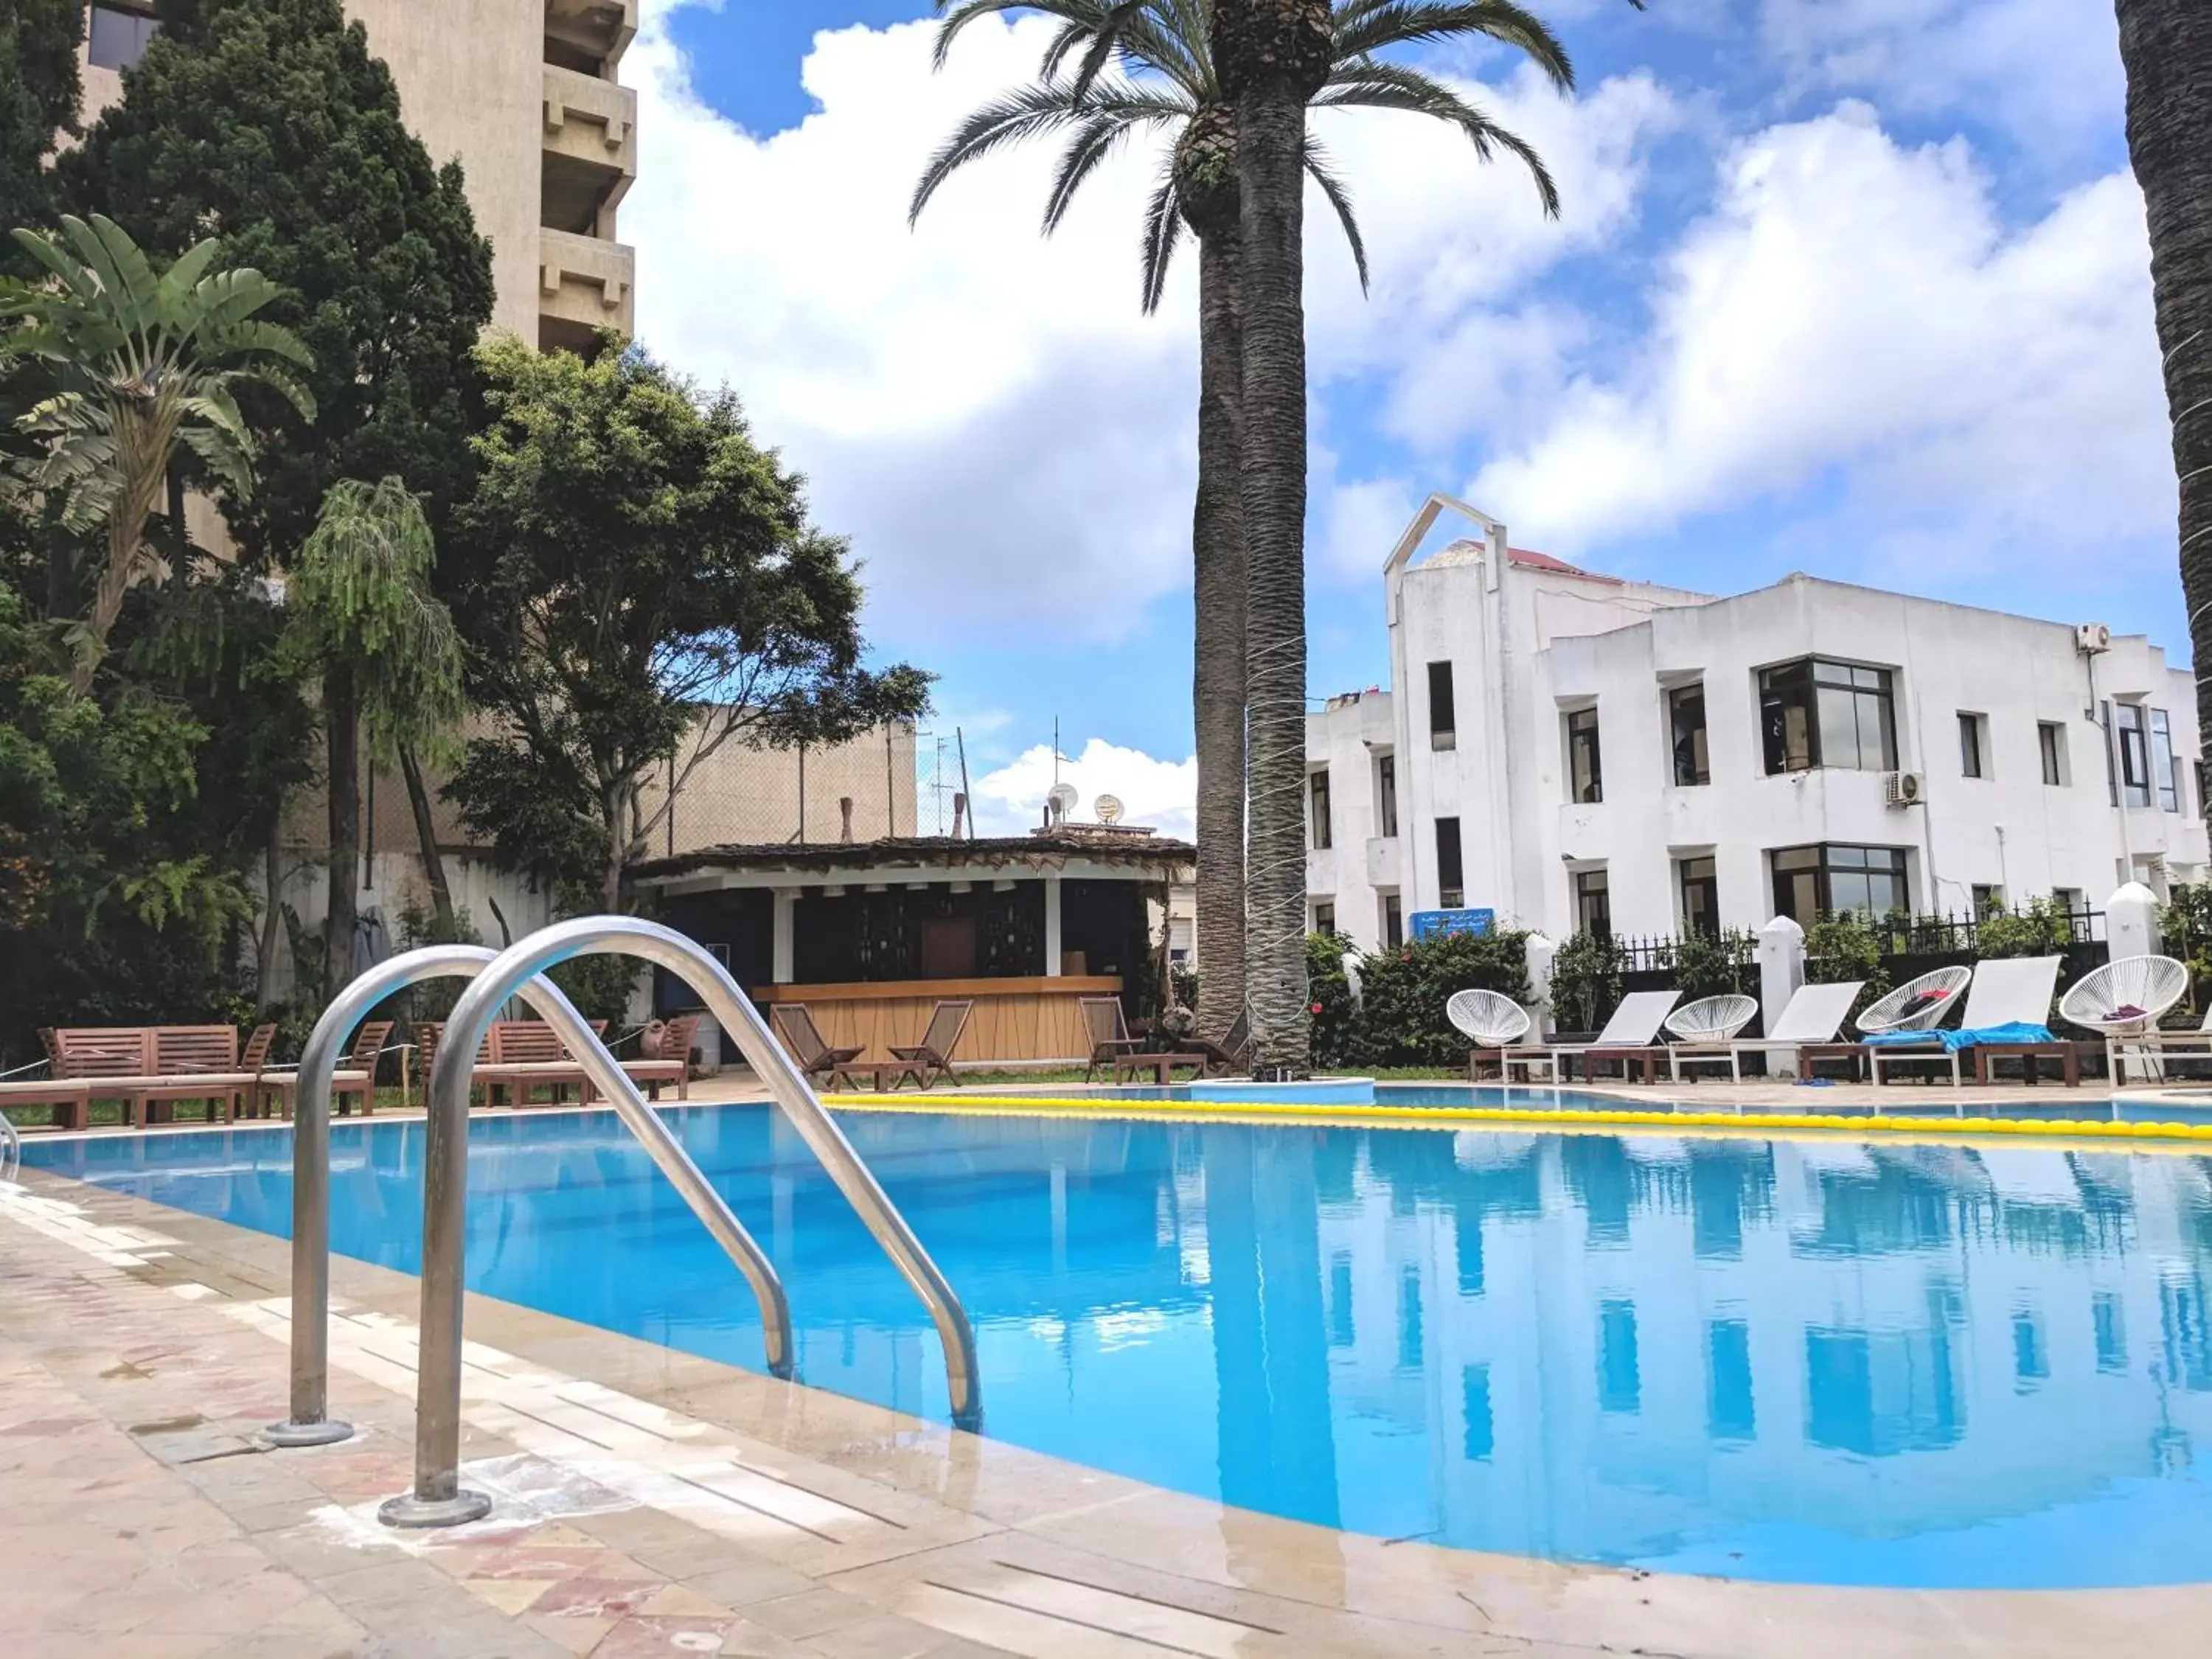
[1095,793,1124,825]
[1048,782,1079,823]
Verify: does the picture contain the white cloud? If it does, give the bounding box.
[625,14,1676,644]
[1470,105,2171,585]
[969,739,1197,840]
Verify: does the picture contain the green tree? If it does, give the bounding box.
[447,338,934,913]
[2115,5,2212,742]
[0,215,313,690]
[919,1,1574,1060]
[0,0,83,263]
[285,478,464,995]
[62,0,495,560]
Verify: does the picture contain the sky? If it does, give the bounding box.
[625,0,2176,838]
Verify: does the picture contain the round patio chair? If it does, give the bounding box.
[1663,994,1759,1044]
[1447,989,1531,1048]
[2056,955,2188,1034]
[1855,965,1972,1034]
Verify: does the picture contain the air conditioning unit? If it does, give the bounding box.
[1884,771,1924,809]
[2076,622,2112,655]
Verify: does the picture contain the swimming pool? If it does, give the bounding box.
[26,1105,2212,1589]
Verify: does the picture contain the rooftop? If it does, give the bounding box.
[633,826,1197,883]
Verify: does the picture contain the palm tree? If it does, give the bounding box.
[0,214,313,692]
[287,477,465,995]
[2115,4,2212,746]
[917,1,1571,1057]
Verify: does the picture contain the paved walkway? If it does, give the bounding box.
[8,1156,2212,1657]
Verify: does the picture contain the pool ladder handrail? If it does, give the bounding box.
[0,1104,19,1183]
[266,942,791,1454]
[264,919,981,1531]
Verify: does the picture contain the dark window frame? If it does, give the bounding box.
[1768,842,1910,922]
[1678,855,1719,939]
[1958,712,1986,779]
[1375,753,1399,838]
[1382,892,1404,949]
[88,2,159,71]
[1759,657,1898,776]
[1436,817,1464,910]
[1668,684,1709,787]
[1565,705,1603,804]
[2151,708,2180,813]
[1308,768,1332,850]
[1313,900,1336,935]
[1573,866,1612,939]
[2038,721,2065,787]
[1427,661,1457,750]
[2115,702,2153,808]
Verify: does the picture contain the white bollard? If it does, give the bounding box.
[2105,882,2162,961]
[1525,932,1558,1040]
[1758,915,1807,1073]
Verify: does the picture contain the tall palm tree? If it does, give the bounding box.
[2115,4,2212,745]
[287,476,465,995]
[0,215,313,692]
[917,0,1571,1054]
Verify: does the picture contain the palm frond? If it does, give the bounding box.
[1317,59,1559,215]
[1137,158,1185,315]
[1304,138,1371,294]
[911,78,1192,224]
[1333,1,1575,91]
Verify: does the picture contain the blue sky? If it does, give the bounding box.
[626,1,2173,833]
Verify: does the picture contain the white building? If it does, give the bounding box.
[1306,495,2208,947]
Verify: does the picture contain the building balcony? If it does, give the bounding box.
[545,0,637,72]
[539,228,633,352]
[542,64,636,235]
[1364,835,1400,889]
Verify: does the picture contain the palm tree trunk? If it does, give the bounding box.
[1215,0,1332,1076]
[1193,225,1248,1043]
[323,666,361,997]
[2117,1,2212,742]
[398,745,456,936]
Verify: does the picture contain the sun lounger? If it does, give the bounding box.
[1863,956,2069,1089]
[1510,990,1681,1084]
[1666,982,1864,1085]
[249,1020,383,1119]
[0,1078,92,1132]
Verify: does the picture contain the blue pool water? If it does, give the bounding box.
[27,1107,2212,1588]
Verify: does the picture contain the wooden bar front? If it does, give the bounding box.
[754,976,1121,1066]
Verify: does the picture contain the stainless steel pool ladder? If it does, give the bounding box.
[264,920,981,1530]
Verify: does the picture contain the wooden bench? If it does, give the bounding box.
[47,1026,261,1126]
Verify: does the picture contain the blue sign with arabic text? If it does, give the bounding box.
[1411,908,1493,941]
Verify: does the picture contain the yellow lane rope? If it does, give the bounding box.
[825,1091,2212,1152]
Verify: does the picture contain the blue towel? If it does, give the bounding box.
[1861,1023,2056,1051]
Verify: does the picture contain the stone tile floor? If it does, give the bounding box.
[7,1155,2212,1657]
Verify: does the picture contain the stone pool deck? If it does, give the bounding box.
[7,1163,2212,1658]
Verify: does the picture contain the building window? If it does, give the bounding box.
[1958,712,1988,779]
[1375,753,1398,837]
[1436,817,1464,909]
[1427,661,1457,751]
[1565,706,1603,804]
[1309,768,1332,849]
[1770,843,1910,922]
[1382,892,1403,949]
[2114,703,2153,808]
[2053,886,2084,918]
[1312,901,1336,935]
[1573,866,1612,938]
[1678,855,1719,938]
[1759,658,1897,775]
[2039,721,2066,787]
[1669,684,1709,787]
[88,3,159,70]
[2152,709,2181,812]
[1972,883,2006,919]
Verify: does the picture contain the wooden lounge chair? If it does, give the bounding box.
[51,1027,159,1126]
[770,1004,877,1091]
[414,1021,495,1107]
[1666,981,1863,1085]
[888,1000,973,1090]
[1512,990,1682,1083]
[481,1018,607,1107]
[251,1020,382,1119]
[0,1077,91,1133]
[617,1014,697,1101]
[1080,996,1147,1082]
[1189,1007,1252,1078]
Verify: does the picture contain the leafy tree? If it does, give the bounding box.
[0,0,82,263]
[62,0,495,563]
[448,338,934,913]
[922,1,1578,1068]
[0,215,313,689]
[1341,926,1531,1066]
[2115,5,2212,742]
[285,478,464,995]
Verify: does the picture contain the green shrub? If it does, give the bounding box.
[1804,911,1890,1022]
[1672,927,1758,1001]
[1975,895,2075,959]
[1346,928,1531,1068]
[1304,932,1358,1068]
[1548,930,1629,1034]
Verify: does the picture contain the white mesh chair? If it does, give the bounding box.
[1447,990,1533,1081]
[1857,966,1973,1034]
[2059,955,2191,1082]
[1660,994,1759,1083]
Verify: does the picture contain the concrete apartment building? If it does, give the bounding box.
[79,0,637,347]
[1305,495,2208,952]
